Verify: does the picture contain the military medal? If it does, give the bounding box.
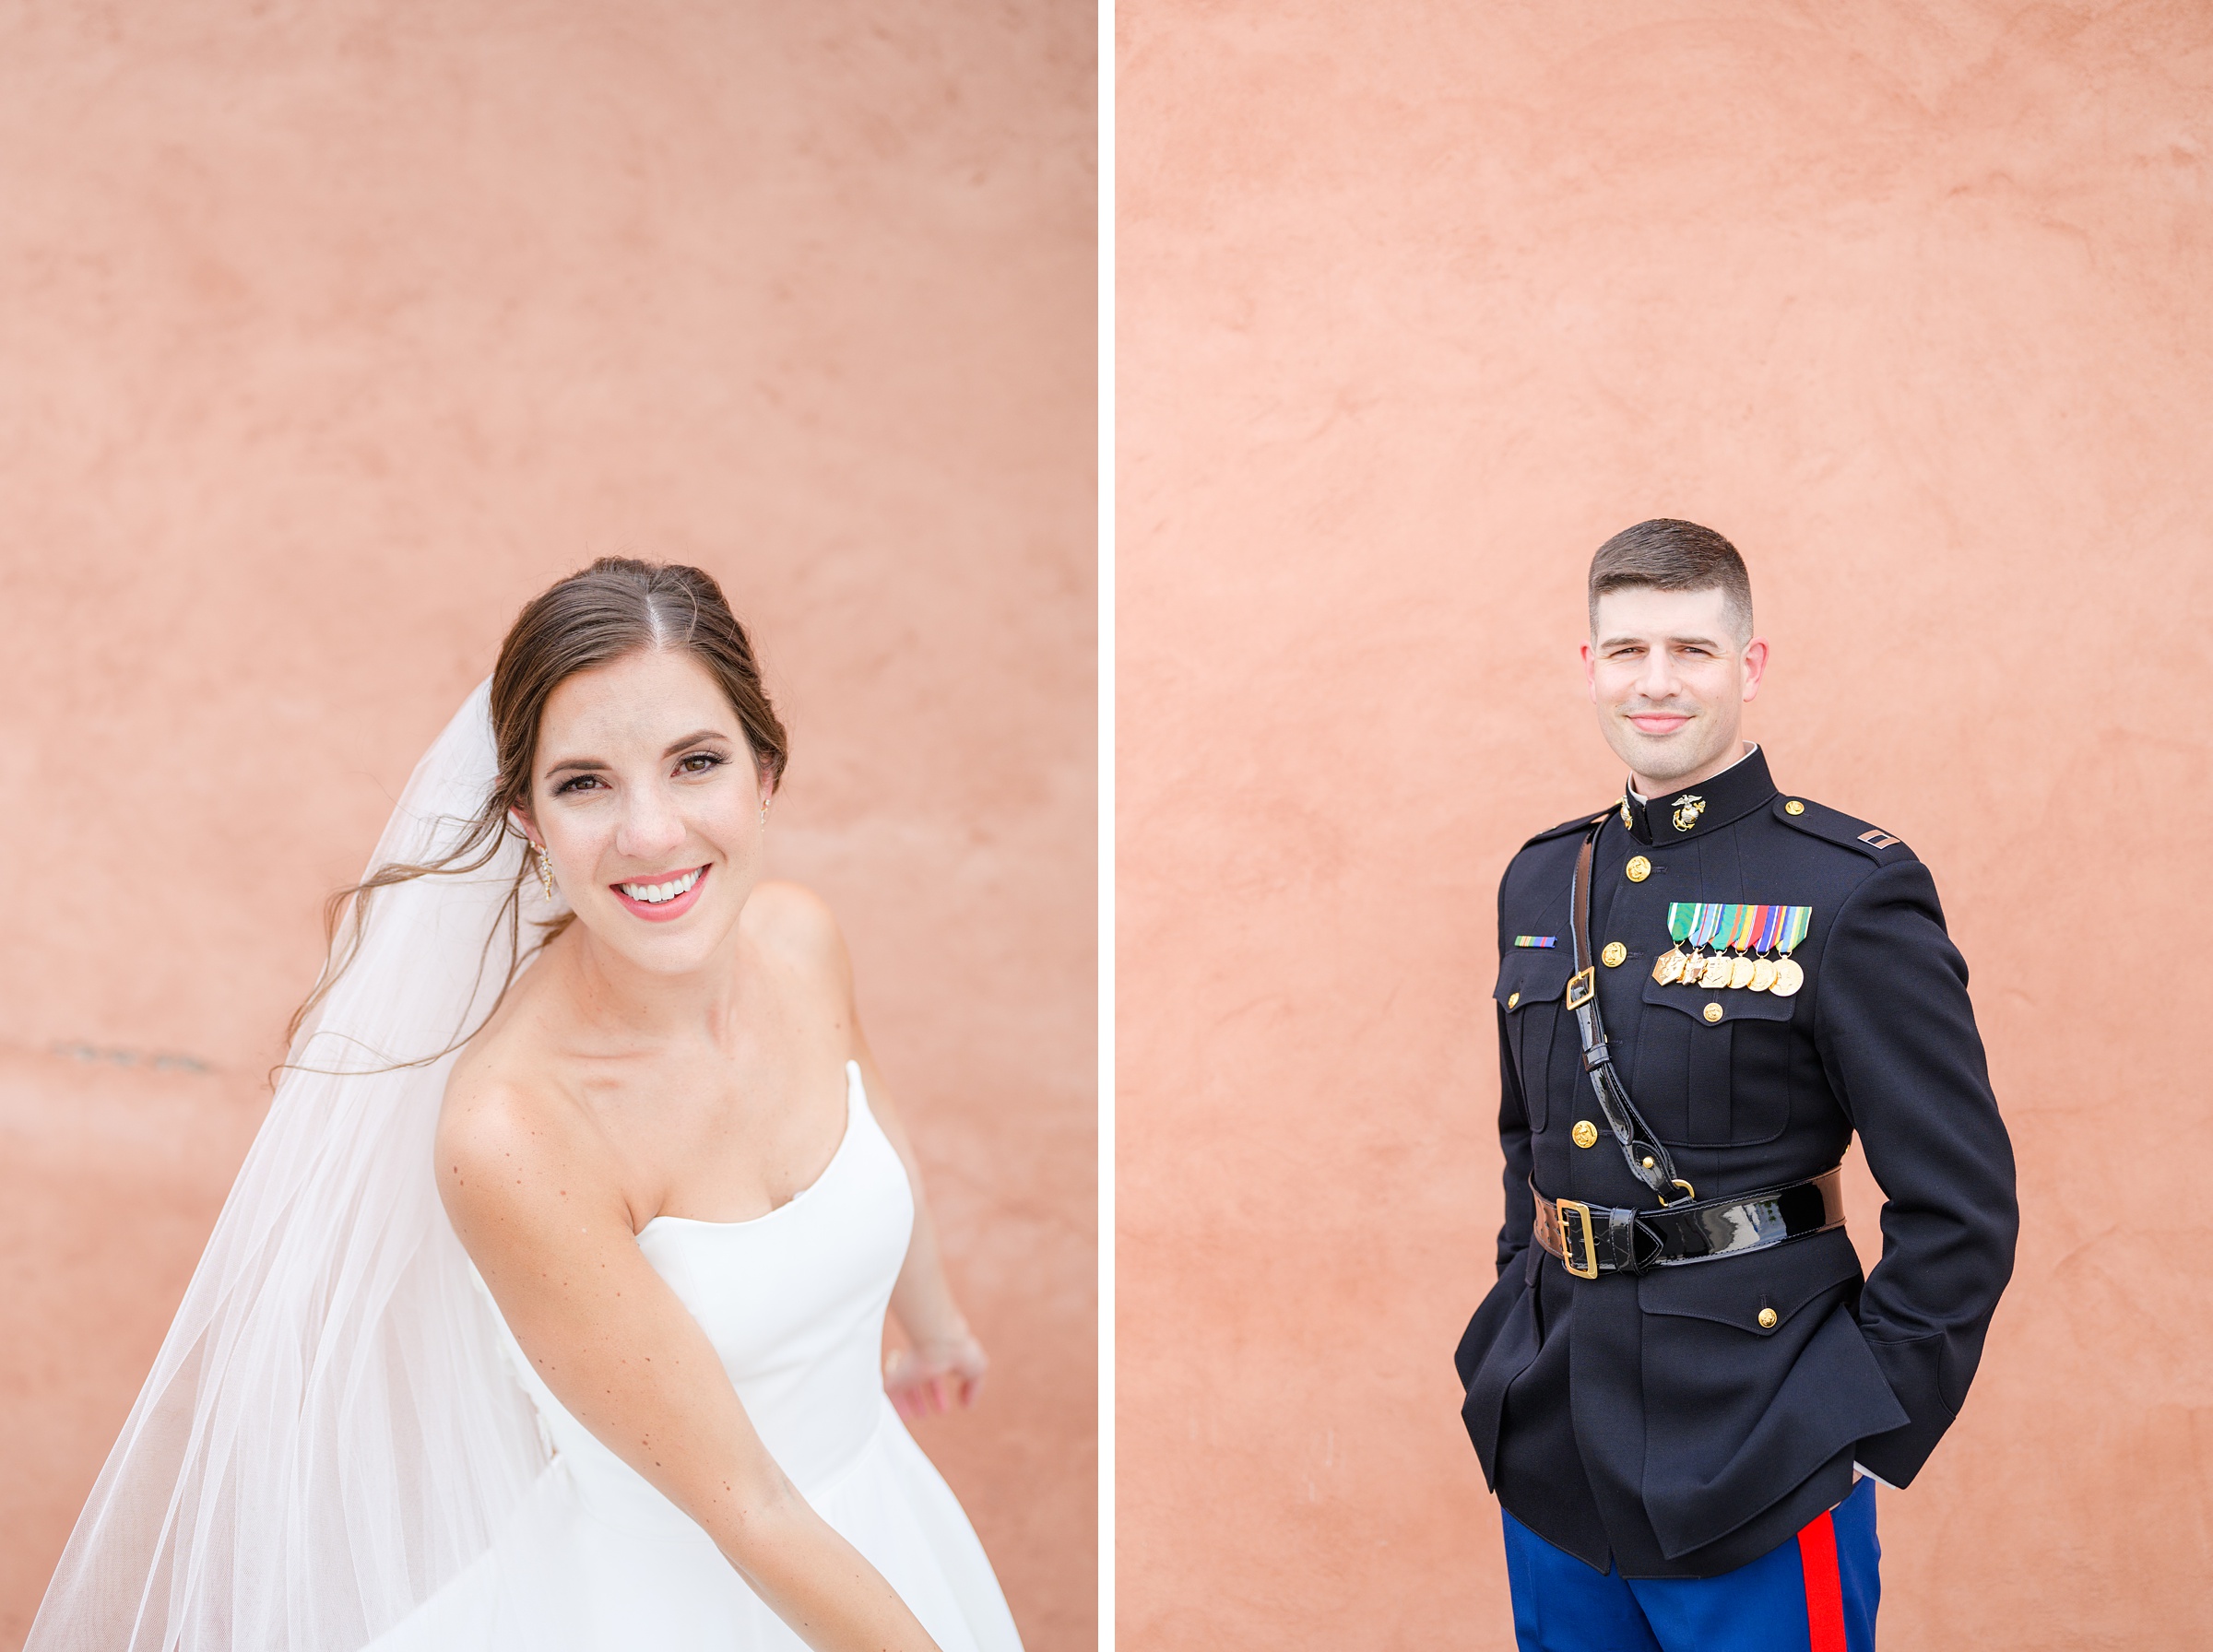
[1653,904,1695,985]
[1681,902,1725,987]
[1767,905,1812,997]
[1669,903,1715,987]
[1692,905,1736,988]
[1747,905,1781,993]
[1696,903,1735,989]
[1725,905,1758,989]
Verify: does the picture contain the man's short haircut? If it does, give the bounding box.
[1587,518,1753,643]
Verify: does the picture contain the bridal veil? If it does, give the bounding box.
[29,681,550,1651]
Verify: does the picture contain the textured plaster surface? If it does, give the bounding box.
[1119,3,2213,1647]
[0,6,1095,1647]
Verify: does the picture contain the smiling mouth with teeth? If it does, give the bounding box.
[616,867,704,904]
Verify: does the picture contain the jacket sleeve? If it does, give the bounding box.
[1814,856,2018,1486]
[1495,961,1534,1277]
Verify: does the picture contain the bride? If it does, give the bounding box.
[28,559,1026,1652]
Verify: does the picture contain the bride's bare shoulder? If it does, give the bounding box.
[743,879,855,992]
[435,1018,609,1235]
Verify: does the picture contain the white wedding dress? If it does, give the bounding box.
[369,1060,1023,1652]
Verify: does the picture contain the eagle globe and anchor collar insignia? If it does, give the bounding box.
[1616,745,1778,846]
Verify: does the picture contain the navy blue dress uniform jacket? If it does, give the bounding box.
[1453,747,2018,1578]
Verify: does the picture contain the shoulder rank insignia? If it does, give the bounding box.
[1857,828,1900,850]
[1670,793,1706,832]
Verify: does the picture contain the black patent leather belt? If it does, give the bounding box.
[1532,1166,1846,1279]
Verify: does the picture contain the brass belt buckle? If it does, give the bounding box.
[1564,967,1596,1010]
[1556,1198,1599,1280]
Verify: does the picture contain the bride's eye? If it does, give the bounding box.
[676,751,728,776]
[554,774,605,795]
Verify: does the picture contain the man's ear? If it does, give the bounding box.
[1740,637,1769,702]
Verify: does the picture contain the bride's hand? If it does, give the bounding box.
[883,1329,988,1418]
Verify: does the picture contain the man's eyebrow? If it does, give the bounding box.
[1597,633,1725,651]
[542,730,733,779]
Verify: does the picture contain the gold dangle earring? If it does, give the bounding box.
[534,841,556,901]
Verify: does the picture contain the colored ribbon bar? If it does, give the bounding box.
[1669,903,1811,954]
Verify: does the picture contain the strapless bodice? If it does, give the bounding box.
[380,1061,1020,1652]
[488,1061,916,1532]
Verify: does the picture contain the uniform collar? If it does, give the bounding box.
[1616,744,1776,845]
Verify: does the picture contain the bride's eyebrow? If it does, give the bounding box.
[660,728,730,756]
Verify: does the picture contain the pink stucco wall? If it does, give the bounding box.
[1119,3,2213,1647]
[0,6,1095,1648]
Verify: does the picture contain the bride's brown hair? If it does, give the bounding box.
[283,557,787,1060]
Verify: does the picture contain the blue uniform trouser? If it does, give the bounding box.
[1500,1477,1879,1652]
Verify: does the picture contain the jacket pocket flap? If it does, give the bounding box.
[1638,1227,1862,1334]
[1495,947,1575,1011]
[1640,970,1799,1025]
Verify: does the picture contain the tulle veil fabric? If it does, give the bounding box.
[28,680,554,1651]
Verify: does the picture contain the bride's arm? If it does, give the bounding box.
[437,1082,941,1652]
[855,1028,992,1418]
[789,892,989,1418]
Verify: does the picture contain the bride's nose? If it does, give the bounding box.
[612,783,689,862]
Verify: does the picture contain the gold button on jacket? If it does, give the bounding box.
[1757,1308,1779,1329]
[1702,1002,1724,1023]
[1507,991,1521,1009]
[1601,941,1627,968]
[1571,1119,1599,1149]
[1625,855,1651,882]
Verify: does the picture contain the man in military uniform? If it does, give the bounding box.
[1454,521,2017,1651]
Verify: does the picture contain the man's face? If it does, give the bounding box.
[1581,584,1768,790]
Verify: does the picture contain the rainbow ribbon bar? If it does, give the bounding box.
[1513,935,1556,949]
[1667,903,1814,954]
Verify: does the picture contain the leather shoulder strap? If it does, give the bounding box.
[1568,818,1691,1204]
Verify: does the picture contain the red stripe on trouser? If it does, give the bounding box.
[1796,1508,1847,1652]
